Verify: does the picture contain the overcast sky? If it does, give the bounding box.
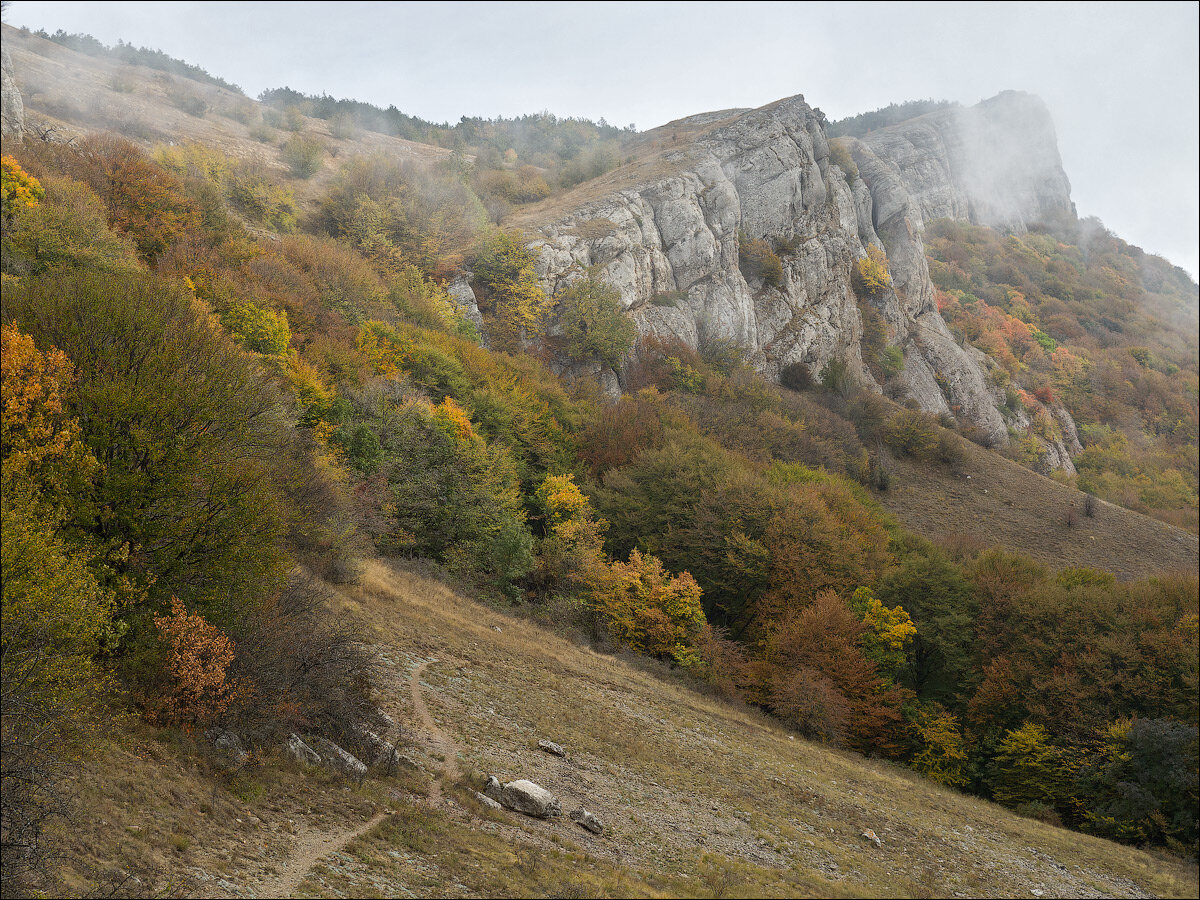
[6,1,1198,279]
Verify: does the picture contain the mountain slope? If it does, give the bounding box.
[46,559,1199,898]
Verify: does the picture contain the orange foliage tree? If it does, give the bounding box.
[148,596,242,730]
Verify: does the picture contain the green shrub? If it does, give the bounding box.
[884,409,939,458]
[559,275,636,369]
[738,230,784,288]
[171,90,207,118]
[828,139,858,183]
[281,135,325,179]
[879,345,905,378]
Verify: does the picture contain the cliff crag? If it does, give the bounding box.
[520,91,1079,467]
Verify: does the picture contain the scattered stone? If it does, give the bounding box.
[308,736,368,781]
[474,791,503,811]
[860,828,883,848]
[570,806,604,834]
[538,739,567,758]
[286,733,321,767]
[485,776,561,819]
[1031,890,1044,898]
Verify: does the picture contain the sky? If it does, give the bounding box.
[5,1,1198,279]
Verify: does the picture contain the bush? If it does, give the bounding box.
[5,271,292,617]
[738,230,783,288]
[828,139,858,183]
[853,245,891,296]
[281,134,325,178]
[171,90,207,118]
[884,409,939,458]
[558,274,636,369]
[1,172,141,277]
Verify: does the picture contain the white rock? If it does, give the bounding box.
[487,776,561,819]
[308,736,368,781]
[286,733,321,767]
[570,807,604,834]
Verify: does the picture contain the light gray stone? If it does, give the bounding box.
[526,91,1081,470]
[359,728,400,772]
[1,46,24,141]
[308,735,368,781]
[570,807,604,834]
[286,733,321,767]
[474,791,503,811]
[537,739,567,758]
[486,776,561,819]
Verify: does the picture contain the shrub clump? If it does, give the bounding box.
[738,230,784,288]
[281,134,325,179]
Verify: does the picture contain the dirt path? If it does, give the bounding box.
[409,659,461,800]
[250,659,463,898]
[255,810,387,900]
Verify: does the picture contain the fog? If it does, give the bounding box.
[4,1,1197,278]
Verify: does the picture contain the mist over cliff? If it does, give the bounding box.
[520,91,1082,469]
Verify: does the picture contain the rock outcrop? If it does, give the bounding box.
[1,44,24,141]
[521,91,1080,468]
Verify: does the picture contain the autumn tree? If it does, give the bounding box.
[558,274,636,369]
[470,229,554,350]
[146,597,241,730]
[5,272,291,618]
[757,592,905,754]
[853,245,891,296]
[1,326,111,888]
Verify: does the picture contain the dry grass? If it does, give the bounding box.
[3,25,448,214]
[25,557,1198,898]
[328,559,1198,898]
[876,434,1198,580]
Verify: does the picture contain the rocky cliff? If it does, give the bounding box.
[519,91,1080,468]
[1,44,24,141]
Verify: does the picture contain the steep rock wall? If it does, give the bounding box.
[523,92,1078,468]
[1,44,24,141]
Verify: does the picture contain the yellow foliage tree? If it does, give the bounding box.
[850,586,917,673]
[1,155,45,223]
[854,245,891,296]
[906,702,969,787]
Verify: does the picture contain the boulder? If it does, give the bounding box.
[286,733,321,767]
[308,736,368,781]
[860,828,883,848]
[486,776,561,819]
[206,728,248,767]
[570,807,604,834]
[474,791,503,811]
[1,46,24,141]
[359,728,401,772]
[537,739,567,758]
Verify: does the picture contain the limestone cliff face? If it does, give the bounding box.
[522,91,1078,468]
[1,44,25,141]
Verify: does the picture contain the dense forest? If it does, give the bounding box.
[927,217,1199,530]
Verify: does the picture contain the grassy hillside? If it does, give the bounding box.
[43,560,1200,899]
[875,430,1198,581]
